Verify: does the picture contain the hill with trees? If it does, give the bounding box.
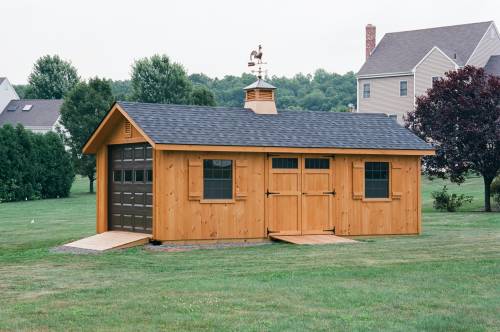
[16,69,356,112]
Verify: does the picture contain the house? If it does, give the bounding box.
[82,79,434,242]
[357,21,500,123]
[0,77,20,114]
[0,99,64,133]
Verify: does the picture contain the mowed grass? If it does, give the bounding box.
[0,176,499,331]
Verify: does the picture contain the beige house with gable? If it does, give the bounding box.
[357,21,500,123]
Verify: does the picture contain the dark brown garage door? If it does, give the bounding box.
[109,143,153,233]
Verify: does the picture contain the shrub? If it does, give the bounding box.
[431,185,473,212]
[491,176,500,208]
[0,124,74,202]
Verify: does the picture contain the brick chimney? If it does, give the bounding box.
[366,24,376,60]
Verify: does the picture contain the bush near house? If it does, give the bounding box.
[0,124,74,202]
[431,185,473,212]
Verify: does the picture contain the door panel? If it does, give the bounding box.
[267,156,301,235]
[302,157,334,234]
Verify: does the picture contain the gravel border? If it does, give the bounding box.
[145,241,274,252]
[50,246,102,255]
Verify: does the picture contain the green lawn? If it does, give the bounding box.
[0,176,498,331]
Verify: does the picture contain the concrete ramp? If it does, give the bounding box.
[270,234,358,245]
[64,231,151,251]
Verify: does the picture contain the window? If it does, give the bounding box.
[272,158,298,169]
[365,162,389,198]
[124,170,133,182]
[203,160,233,199]
[399,81,408,96]
[134,170,144,182]
[113,170,122,182]
[363,83,370,98]
[305,158,330,169]
[432,76,440,86]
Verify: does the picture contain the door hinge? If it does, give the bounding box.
[323,226,336,234]
[265,189,280,197]
[323,190,336,196]
[267,227,278,235]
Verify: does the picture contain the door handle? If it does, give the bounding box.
[323,190,336,195]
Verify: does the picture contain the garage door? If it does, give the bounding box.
[109,143,153,233]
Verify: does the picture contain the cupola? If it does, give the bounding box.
[243,79,277,114]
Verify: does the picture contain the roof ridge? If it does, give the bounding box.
[386,21,492,35]
[118,101,247,111]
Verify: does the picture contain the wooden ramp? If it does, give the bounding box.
[64,231,151,251]
[270,234,358,245]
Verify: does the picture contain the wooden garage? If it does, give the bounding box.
[83,79,434,242]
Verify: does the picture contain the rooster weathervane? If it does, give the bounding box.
[248,45,267,79]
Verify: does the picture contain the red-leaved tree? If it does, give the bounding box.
[406,66,500,212]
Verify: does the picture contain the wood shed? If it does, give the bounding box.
[82,79,434,242]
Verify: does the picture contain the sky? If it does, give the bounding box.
[2,0,500,84]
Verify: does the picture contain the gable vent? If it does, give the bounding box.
[124,120,132,138]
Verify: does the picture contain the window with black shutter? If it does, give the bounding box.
[203,160,233,199]
[365,162,389,198]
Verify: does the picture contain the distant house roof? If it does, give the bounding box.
[113,101,431,151]
[0,99,63,128]
[484,55,500,76]
[358,21,493,77]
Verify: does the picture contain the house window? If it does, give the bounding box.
[365,162,389,198]
[432,76,440,86]
[400,81,408,96]
[272,158,298,169]
[363,83,370,98]
[305,158,330,169]
[203,160,233,199]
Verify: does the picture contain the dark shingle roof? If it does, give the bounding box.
[484,55,500,76]
[358,21,492,76]
[117,101,431,151]
[0,99,63,128]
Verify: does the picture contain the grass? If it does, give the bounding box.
[0,176,499,331]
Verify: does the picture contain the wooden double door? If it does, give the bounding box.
[267,155,335,235]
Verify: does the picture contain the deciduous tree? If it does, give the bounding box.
[25,55,80,99]
[131,54,192,104]
[406,66,500,211]
[60,78,114,193]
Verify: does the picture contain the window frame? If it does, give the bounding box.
[399,80,408,97]
[363,83,371,98]
[363,161,391,201]
[201,159,235,203]
[432,76,440,86]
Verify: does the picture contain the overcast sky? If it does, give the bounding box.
[2,0,500,84]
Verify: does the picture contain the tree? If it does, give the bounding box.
[33,132,75,198]
[131,54,192,104]
[60,77,114,193]
[406,66,500,211]
[25,55,80,99]
[190,85,216,106]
